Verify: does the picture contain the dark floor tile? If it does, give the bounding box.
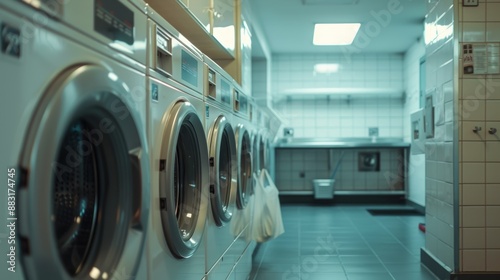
[300,254,341,264]
[300,247,338,256]
[385,262,428,273]
[392,270,439,280]
[337,248,374,255]
[377,253,420,264]
[262,255,300,264]
[299,272,348,280]
[253,272,289,280]
[346,272,394,280]
[340,255,382,264]
[251,205,436,280]
[342,263,389,274]
[256,262,299,273]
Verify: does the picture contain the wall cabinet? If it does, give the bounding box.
[148,0,251,93]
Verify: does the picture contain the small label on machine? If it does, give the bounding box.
[151,83,159,102]
[1,23,21,58]
[94,0,134,45]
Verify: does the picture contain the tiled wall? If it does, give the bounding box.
[252,59,267,102]
[274,148,404,192]
[403,38,426,207]
[274,98,404,138]
[458,0,500,272]
[272,53,405,138]
[424,0,456,270]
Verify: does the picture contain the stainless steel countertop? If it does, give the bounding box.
[274,137,411,148]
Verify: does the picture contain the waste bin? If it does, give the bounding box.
[313,179,335,199]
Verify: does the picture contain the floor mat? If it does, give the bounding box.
[367,208,423,216]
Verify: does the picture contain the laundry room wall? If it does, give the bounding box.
[271,53,405,138]
[403,37,426,207]
[422,0,456,271]
[457,1,500,273]
[252,59,268,102]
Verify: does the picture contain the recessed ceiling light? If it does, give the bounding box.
[313,23,361,45]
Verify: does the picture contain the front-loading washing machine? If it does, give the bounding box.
[146,7,208,280]
[225,82,255,280]
[202,56,238,280]
[231,84,253,213]
[0,1,150,280]
[251,105,262,177]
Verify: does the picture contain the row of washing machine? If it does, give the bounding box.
[0,1,272,280]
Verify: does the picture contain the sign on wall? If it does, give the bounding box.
[463,43,500,75]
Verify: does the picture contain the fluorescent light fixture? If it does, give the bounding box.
[313,23,361,45]
[314,63,339,74]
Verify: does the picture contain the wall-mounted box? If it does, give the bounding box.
[410,109,425,155]
[358,152,380,172]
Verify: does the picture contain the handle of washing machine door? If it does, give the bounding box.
[129,147,143,229]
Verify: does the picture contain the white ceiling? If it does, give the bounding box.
[249,0,425,57]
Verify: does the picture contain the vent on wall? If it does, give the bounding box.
[302,0,358,5]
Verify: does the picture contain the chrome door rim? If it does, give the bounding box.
[208,115,237,226]
[159,100,209,258]
[17,64,148,280]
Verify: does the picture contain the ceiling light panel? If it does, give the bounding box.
[302,0,358,5]
[313,23,361,45]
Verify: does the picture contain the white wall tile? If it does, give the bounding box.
[462,162,486,183]
[486,3,500,21]
[462,100,486,121]
[486,250,500,271]
[463,2,486,22]
[273,53,405,139]
[486,163,500,183]
[485,121,500,140]
[462,249,486,271]
[462,184,486,205]
[486,22,500,42]
[462,22,486,42]
[462,78,486,100]
[462,206,486,227]
[485,184,500,205]
[463,228,486,249]
[486,100,500,120]
[486,228,500,248]
[486,206,500,226]
[462,142,485,162]
[462,121,487,140]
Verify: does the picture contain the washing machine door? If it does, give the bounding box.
[252,132,260,175]
[235,124,252,209]
[17,65,148,280]
[260,134,270,171]
[159,100,209,258]
[207,115,237,226]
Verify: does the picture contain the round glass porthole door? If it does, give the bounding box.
[208,115,237,226]
[18,65,148,280]
[252,133,260,175]
[235,124,252,209]
[159,101,209,259]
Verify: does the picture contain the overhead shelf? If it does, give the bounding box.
[275,137,410,148]
[273,87,404,101]
[148,0,235,60]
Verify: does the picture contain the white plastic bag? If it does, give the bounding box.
[230,194,254,241]
[251,169,285,242]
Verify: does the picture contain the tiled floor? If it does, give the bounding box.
[250,204,438,280]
